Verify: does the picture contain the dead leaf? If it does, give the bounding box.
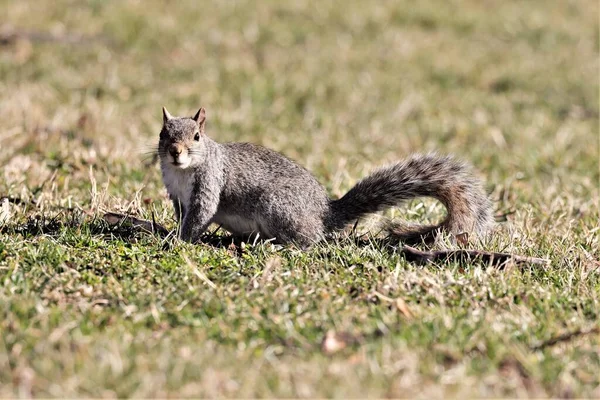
[394,297,414,319]
[321,330,357,355]
[0,198,11,225]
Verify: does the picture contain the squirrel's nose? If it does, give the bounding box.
[169,145,182,157]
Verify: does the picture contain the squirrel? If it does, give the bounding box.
[157,107,494,248]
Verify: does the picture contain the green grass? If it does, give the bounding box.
[0,0,598,397]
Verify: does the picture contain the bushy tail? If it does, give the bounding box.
[326,154,493,243]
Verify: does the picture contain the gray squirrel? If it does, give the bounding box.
[158,107,493,248]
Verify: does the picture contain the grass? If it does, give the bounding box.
[0,0,598,397]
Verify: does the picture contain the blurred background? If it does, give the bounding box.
[0,0,598,219]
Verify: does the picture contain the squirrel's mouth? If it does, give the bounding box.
[169,156,191,168]
[171,160,190,168]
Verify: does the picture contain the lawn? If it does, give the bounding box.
[0,0,598,397]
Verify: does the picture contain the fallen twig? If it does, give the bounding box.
[531,326,599,351]
[103,212,170,237]
[0,25,110,46]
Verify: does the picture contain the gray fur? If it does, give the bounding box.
[158,108,494,248]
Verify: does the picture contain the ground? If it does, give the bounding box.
[0,0,598,397]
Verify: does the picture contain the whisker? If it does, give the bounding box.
[137,144,160,150]
[140,151,160,156]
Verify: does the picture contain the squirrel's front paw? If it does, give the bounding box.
[179,224,194,243]
[179,223,206,244]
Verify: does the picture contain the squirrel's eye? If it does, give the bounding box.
[194,132,200,141]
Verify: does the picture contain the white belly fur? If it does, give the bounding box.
[162,166,193,211]
[213,212,265,237]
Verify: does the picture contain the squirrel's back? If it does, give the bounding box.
[214,142,331,245]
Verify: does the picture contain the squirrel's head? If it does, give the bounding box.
[158,107,207,169]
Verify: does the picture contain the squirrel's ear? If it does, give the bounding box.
[193,107,206,131]
[162,107,173,124]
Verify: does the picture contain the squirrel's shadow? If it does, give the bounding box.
[196,229,548,270]
[1,211,549,270]
[1,211,155,244]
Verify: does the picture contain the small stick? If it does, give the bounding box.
[400,245,549,268]
[530,326,599,351]
[0,26,111,46]
[103,212,170,237]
